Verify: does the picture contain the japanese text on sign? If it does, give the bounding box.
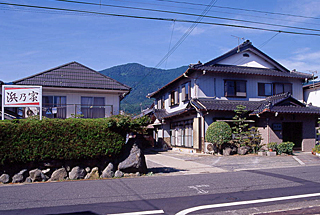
[3,86,42,107]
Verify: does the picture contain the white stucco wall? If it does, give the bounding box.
[218,51,276,69]
[304,87,320,107]
[42,87,123,118]
[197,73,304,102]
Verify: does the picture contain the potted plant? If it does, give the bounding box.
[267,142,277,152]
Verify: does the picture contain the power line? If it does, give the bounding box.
[109,0,320,27]
[259,32,281,48]
[152,0,320,20]
[54,0,320,33]
[2,2,320,37]
[128,0,217,91]
[120,0,217,110]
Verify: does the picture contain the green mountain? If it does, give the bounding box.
[100,63,188,115]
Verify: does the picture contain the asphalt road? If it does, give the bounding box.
[1,165,320,215]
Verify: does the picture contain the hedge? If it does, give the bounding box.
[0,115,150,165]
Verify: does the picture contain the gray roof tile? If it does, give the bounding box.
[192,65,312,79]
[13,62,131,91]
[190,94,320,116]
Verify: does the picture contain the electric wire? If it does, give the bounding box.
[152,0,320,20]
[120,0,217,110]
[259,32,281,48]
[109,0,320,27]
[2,2,320,37]
[53,0,320,33]
[165,20,176,68]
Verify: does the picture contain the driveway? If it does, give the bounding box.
[145,150,320,175]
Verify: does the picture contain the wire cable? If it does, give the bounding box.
[259,32,281,48]
[152,0,320,20]
[53,0,320,33]
[2,2,320,37]
[109,0,320,27]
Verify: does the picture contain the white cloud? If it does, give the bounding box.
[173,23,207,36]
[278,0,320,23]
[279,49,320,72]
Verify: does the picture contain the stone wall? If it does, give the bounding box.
[0,137,148,184]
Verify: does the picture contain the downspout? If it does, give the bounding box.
[267,117,270,144]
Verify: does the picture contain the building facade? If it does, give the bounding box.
[148,40,320,152]
[3,62,130,119]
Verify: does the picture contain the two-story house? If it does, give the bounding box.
[2,62,130,119]
[148,40,320,152]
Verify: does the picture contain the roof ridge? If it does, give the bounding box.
[13,61,78,83]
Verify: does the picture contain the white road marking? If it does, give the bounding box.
[188,185,210,194]
[293,156,305,165]
[212,157,221,165]
[108,209,164,215]
[175,192,320,215]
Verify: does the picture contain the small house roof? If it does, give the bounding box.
[13,62,131,92]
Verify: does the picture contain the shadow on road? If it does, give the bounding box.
[47,211,99,215]
[148,167,186,174]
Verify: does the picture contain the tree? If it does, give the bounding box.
[205,121,232,151]
[247,126,262,153]
[232,105,250,147]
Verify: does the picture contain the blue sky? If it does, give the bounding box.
[1,0,320,82]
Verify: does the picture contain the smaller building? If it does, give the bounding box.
[5,62,130,119]
[304,81,320,107]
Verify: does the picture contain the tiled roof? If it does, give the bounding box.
[154,109,191,120]
[13,62,131,91]
[191,65,312,79]
[148,41,311,98]
[200,40,290,73]
[190,93,320,115]
[190,98,261,111]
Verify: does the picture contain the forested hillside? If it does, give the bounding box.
[100,63,188,115]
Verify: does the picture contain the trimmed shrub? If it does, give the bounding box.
[277,142,294,155]
[0,115,150,166]
[205,121,232,150]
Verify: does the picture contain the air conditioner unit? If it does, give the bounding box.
[204,142,215,154]
[25,107,38,118]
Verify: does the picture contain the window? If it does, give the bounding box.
[161,96,165,109]
[258,83,292,96]
[274,83,292,95]
[81,97,105,118]
[42,96,66,118]
[182,82,191,101]
[170,120,193,148]
[258,83,273,96]
[169,89,179,106]
[224,80,246,97]
[157,96,165,109]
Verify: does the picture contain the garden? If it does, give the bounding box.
[205,105,295,156]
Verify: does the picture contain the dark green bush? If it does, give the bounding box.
[267,142,278,151]
[277,142,294,155]
[0,115,150,165]
[205,121,232,150]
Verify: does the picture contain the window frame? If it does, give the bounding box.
[258,82,292,96]
[181,82,191,102]
[81,96,105,118]
[224,80,247,98]
[169,88,179,107]
[42,95,67,119]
